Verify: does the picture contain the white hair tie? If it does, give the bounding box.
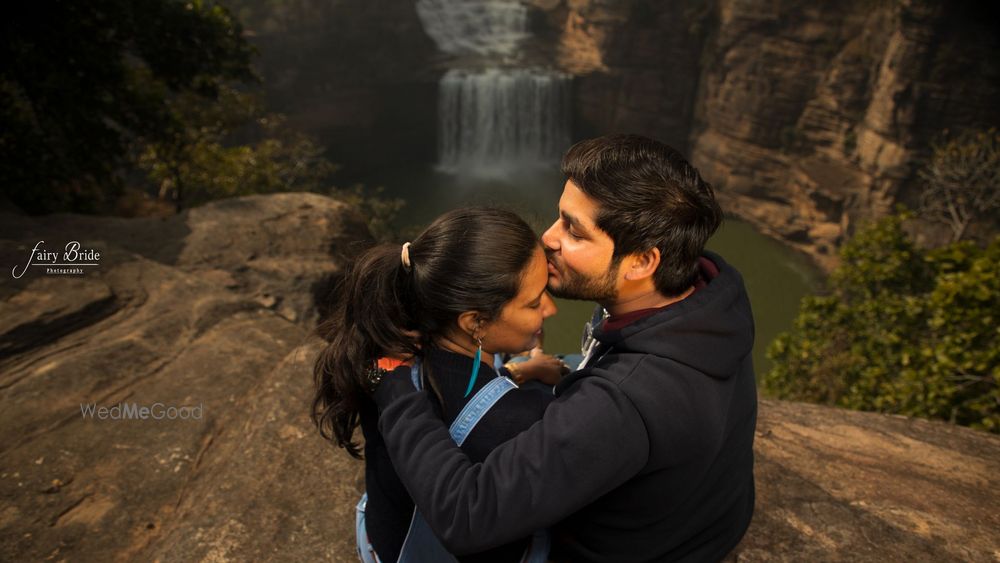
[400,242,412,270]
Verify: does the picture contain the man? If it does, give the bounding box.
[374,134,757,562]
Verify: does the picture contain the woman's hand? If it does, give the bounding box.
[506,348,570,386]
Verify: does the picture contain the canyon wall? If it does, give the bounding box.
[241,0,443,174]
[529,0,709,154]
[534,0,1000,269]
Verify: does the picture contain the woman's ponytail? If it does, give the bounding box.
[312,243,419,458]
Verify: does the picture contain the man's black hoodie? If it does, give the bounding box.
[375,251,757,562]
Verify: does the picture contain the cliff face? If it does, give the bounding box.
[535,0,1000,269]
[529,0,709,153]
[245,0,442,173]
[690,0,1000,268]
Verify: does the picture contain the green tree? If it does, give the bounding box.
[133,85,403,239]
[2,0,404,241]
[137,86,338,210]
[0,0,255,213]
[765,212,1000,432]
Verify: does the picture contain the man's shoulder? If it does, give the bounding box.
[573,348,738,409]
[559,351,654,395]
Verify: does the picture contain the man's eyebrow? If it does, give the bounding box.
[561,210,585,231]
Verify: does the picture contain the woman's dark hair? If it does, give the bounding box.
[312,207,539,458]
[561,134,723,296]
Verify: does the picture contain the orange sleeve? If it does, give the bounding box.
[377,357,412,371]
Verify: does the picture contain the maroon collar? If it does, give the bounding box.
[603,256,719,332]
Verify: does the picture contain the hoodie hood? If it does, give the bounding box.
[592,251,755,380]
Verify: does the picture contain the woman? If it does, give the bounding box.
[312,207,566,562]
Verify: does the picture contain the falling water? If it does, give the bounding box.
[438,68,570,174]
[416,0,571,176]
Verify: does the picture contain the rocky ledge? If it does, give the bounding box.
[0,193,996,561]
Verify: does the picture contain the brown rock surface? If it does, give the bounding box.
[0,193,369,561]
[731,400,1000,562]
[2,193,997,561]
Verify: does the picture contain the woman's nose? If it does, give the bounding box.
[541,292,557,318]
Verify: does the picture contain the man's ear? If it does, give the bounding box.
[456,311,484,338]
[624,247,661,282]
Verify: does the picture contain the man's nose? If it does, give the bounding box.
[541,221,560,251]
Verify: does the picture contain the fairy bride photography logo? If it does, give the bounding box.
[10,240,102,279]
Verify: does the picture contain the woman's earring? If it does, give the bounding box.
[464,335,483,398]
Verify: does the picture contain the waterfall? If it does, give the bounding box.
[439,69,570,174]
[416,0,571,176]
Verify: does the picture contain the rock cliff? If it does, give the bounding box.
[245,0,442,173]
[530,0,709,154]
[532,0,1000,269]
[0,193,370,561]
[690,0,1000,268]
[0,193,997,561]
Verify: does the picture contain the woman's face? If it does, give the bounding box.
[483,246,557,354]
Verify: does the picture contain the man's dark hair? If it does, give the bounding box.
[561,134,723,296]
